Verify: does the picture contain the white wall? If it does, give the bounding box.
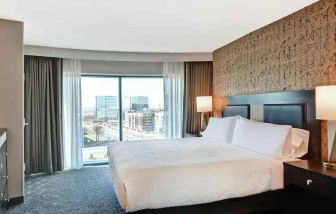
[81,60,162,76]
[0,19,24,200]
[25,44,213,76]
[24,45,213,62]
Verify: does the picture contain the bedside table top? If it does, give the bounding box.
[284,159,336,179]
[184,133,202,138]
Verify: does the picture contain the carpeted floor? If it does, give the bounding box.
[4,166,125,214]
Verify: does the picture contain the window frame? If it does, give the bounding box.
[81,74,163,165]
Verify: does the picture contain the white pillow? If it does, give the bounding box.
[283,128,310,158]
[231,118,291,158]
[202,116,238,143]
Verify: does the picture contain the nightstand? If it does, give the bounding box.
[184,133,202,138]
[283,160,336,213]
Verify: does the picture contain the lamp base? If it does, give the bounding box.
[200,112,207,132]
[322,161,336,169]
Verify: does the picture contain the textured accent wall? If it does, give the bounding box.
[213,0,336,160]
[213,0,336,97]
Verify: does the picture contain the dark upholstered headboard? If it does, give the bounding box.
[222,90,321,160]
[222,105,250,119]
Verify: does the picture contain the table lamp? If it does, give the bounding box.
[196,96,212,134]
[316,86,336,168]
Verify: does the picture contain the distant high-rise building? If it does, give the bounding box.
[124,109,156,132]
[142,109,155,131]
[154,111,164,134]
[130,96,149,112]
[96,96,118,119]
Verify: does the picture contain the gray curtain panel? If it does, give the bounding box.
[184,61,213,135]
[24,56,63,174]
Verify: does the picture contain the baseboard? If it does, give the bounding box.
[8,196,24,207]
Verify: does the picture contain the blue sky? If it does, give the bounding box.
[81,77,164,109]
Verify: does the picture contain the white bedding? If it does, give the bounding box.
[107,137,294,212]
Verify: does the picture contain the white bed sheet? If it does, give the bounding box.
[107,137,294,212]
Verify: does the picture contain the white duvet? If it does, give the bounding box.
[107,137,292,212]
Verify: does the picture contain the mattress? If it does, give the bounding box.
[107,137,293,212]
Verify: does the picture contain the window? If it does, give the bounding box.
[122,78,164,141]
[81,76,164,164]
[81,77,119,164]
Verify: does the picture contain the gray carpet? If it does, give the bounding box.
[4,166,125,214]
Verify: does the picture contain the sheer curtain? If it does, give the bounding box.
[163,62,185,138]
[62,59,83,170]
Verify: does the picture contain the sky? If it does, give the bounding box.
[81,77,164,110]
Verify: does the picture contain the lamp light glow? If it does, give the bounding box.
[316,86,336,120]
[196,96,212,113]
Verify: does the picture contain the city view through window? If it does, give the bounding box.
[122,78,165,141]
[81,76,165,163]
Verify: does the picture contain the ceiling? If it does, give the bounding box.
[0,0,317,53]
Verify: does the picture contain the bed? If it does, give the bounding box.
[108,90,321,213]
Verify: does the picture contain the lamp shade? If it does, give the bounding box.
[196,96,212,112]
[316,86,336,120]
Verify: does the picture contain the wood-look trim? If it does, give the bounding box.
[8,196,24,207]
